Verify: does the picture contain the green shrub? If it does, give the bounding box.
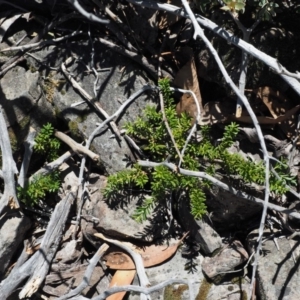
[104,78,295,222]
[34,122,61,161]
[18,171,61,206]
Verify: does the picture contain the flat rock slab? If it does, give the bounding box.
[178,196,223,255]
[247,229,300,300]
[202,240,249,279]
[81,174,153,243]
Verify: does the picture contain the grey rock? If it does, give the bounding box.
[29,43,156,174]
[0,212,31,277]
[81,173,153,243]
[201,240,249,279]
[178,196,223,255]
[247,229,300,300]
[0,66,40,127]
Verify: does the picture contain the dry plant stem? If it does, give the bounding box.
[61,57,121,140]
[0,105,19,214]
[138,160,300,221]
[67,0,109,24]
[73,279,194,300]
[97,37,160,80]
[19,186,78,298]
[86,85,157,148]
[126,0,300,95]
[57,243,109,300]
[29,151,74,182]
[218,0,260,117]
[1,31,83,53]
[94,233,150,300]
[159,89,183,163]
[170,87,201,168]
[235,21,259,117]
[18,127,36,188]
[0,186,78,298]
[180,1,269,295]
[72,181,89,240]
[54,131,99,161]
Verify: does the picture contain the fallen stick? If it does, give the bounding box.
[138,159,300,220]
[54,131,99,161]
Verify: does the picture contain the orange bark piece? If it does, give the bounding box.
[107,270,136,300]
[103,233,188,270]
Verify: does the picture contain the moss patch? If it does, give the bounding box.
[196,278,213,300]
[164,284,188,300]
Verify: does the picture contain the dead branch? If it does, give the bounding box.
[0,186,78,298]
[61,57,121,140]
[0,105,19,214]
[54,131,99,161]
[94,232,150,300]
[67,0,110,24]
[29,151,75,182]
[18,127,36,188]
[71,279,195,300]
[1,30,83,53]
[126,0,300,96]
[19,185,78,298]
[138,160,300,220]
[57,243,109,300]
[180,1,270,294]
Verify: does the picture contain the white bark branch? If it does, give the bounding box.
[57,243,109,300]
[18,186,78,299]
[180,1,269,294]
[126,0,300,95]
[138,160,300,220]
[18,127,36,188]
[0,105,19,214]
[94,232,150,300]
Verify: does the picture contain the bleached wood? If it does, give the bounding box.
[0,105,19,214]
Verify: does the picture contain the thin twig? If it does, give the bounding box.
[170,87,201,168]
[126,0,300,95]
[61,57,121,140]
[180,1,270,295]
[94,232,150,300]
[159,88,183,164]
[67,0,110,24]
[86,85,157,148]
[138,159,300,220]
[1,30,83,52]
[54,131,99,161]
[57,243,109,300]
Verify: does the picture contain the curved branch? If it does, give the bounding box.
[67,0,110,24]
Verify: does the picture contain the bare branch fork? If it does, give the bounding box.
[57,243,109,300]
[94,232,150,300]
[180,1,269,295]
[71,279,195,300]
[126,0,300,95]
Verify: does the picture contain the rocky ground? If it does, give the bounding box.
[1,1,300,300]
